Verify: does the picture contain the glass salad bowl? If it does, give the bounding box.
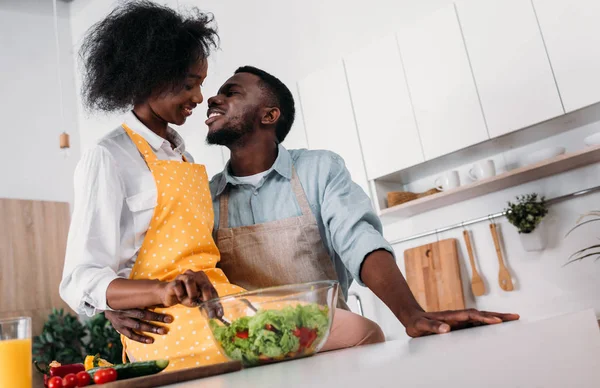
[199,280,338,367]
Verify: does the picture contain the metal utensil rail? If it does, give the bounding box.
[389,185,600,245]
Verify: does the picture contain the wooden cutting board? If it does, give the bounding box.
[404,238,465,312]
[102,361,242,387]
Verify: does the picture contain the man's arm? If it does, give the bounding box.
[361,250,519,337]
[320,153,518,337]
[105,309,173,344]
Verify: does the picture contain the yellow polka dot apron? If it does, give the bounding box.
[120,124,245,371]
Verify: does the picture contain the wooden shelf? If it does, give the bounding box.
[379,144,600,220]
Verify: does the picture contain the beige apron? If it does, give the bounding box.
[216,168,348,310]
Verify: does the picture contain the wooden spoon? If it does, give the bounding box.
[463,230,486,296]
[489,223,514,292]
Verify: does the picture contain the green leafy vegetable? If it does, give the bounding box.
[210,303,330,366]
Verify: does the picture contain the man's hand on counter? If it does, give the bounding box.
[403,309,520,337]
[105,309,173,344]
[360,249,520,338]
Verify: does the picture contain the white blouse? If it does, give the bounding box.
[59,111,193,316]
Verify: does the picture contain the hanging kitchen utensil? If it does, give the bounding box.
[489,222,514,291]
[462,229,486,296]
[404,238,465,312]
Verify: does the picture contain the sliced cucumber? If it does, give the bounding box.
[88,359,169,381]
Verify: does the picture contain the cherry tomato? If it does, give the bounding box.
[48,376,63,388]
[235,330,249,339]
[62,373,78,388]
[76,371,91,387]
[94,368,117,385]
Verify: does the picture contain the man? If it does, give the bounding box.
[106,66,518,344]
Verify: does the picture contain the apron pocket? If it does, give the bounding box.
[126,189,158,247]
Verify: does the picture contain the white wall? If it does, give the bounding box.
[66,0,600,340]
[0,0,80,203]
[68,0,455,173]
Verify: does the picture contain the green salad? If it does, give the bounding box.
[209,303,330,366]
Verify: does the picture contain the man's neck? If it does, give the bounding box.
[229,139,278,177]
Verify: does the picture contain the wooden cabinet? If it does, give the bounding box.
[397,4,488,160]
[456,0,564,136]
[344,34,425,179]
[0,199,71,336]
[533,0,600,112]
[297,61,370,194]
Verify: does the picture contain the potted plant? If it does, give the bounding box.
[32,309,86,368]
[33,309,124,373]
[505,193,549,251]
[565,211,600,265]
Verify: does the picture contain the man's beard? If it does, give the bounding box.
[206,112,254,146]
[206,124,253,146]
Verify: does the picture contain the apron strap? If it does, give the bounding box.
[219,186,230,229]
[290,168,312,217]
[122,123,159,164]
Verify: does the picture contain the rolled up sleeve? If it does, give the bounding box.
[320,153,394,286]
[59,146,125,316]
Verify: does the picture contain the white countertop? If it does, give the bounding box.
[168,309,600,388]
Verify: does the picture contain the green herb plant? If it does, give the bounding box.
[33,309,123,370]
[505,193,548,234]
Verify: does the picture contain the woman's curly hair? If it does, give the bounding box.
[80,0,218,112]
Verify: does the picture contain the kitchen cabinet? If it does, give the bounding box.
[297,61,370,194]
[456,0,564,137]
[0,199,71,336]
[533,0,600,112]
[344,34,425,179]
[397,4,488,160]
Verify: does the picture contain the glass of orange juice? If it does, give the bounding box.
[0,317,32,388]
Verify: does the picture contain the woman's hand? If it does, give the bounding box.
[157,270,218,307]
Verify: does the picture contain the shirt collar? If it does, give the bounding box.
[123,111,186,154]
[214,144,292,197]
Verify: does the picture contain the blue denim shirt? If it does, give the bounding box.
[210,145,394,298]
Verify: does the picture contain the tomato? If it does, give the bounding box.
[93,368,117,385]
[76,371,91,387]
[293,327,319,349]
[305,330,318,348]
[62,373,78,388]
[265,324,273,331]
[48,376,63,388]
[235,330,249,339]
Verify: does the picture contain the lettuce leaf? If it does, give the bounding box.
[209,303,329,365]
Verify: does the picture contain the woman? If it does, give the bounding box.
[60,0,243,370]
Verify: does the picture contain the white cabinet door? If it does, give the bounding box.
[297,61,370,195]
[456,0,564,137]
[344,34,425,180]
[397,5,488,160]
[533,0,600,112]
